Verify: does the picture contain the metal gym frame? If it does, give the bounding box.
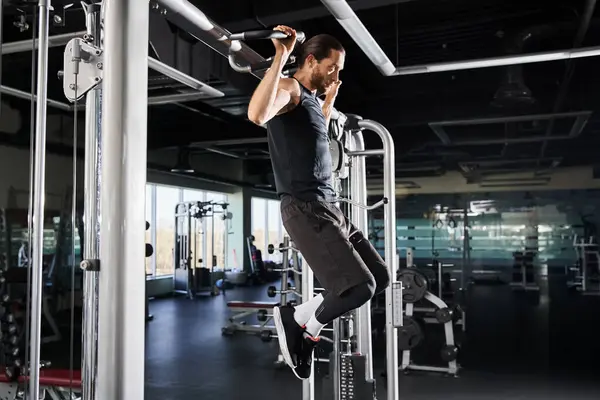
[25,2,403,400]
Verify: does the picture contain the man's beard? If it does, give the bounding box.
[310,71,327,96]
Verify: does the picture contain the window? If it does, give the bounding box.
[145,184,154,275]
[183,189,204,202]
[155,185,180,276]
[267,200,283,262]
[251,197,285,262]
[252,198,267,257]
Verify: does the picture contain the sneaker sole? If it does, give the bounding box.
[272,307,296,369]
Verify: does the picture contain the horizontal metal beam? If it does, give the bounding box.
[394,46,600,76]
[2,31,86,54]
[0,85,71,111]
[147,92,217,105]
[347,149,384,156]
[430,111,592,126]
[148,57,224,97]
[224,0,415,32]
[3,84,222,111]
[203,147,244,159]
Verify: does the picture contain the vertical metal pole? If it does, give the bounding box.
[332,317,341,400]
[292,248,301,295]
[280,237,290,306]
[29,1,51,398]
[357,120,398,400]
[97,0,148,398]
[81,3,102,400]
[187,210,192,296]
[302,258,315,400]
[461,205,468,291]
[0,0,4,109]
[349,131,374,381]
[438,257,442,299]
[173,205,180,292]
[264,200,269,257]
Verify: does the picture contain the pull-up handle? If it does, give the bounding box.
[228,29,305,74]
[229,30,306,44]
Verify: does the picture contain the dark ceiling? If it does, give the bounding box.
[2,0,600,186]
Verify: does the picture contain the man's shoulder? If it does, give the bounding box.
[279,77,301,96]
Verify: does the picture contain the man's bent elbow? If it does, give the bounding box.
[247,110,266,126]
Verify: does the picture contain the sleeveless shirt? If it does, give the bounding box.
[266,79,336,202]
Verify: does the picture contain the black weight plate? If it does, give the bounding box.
[398,316,424,350]
[399,269,429,303]
[435,307,453,323]
[440,345,459,362]
[329,139,344,172]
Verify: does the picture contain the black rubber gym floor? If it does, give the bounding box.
[144,274,600,400]
[41,273,600,399]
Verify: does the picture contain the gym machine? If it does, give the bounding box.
[567,235,600,295]
[228,27,403,399]
[397,248,461,376]
[0,0,233,397]
[222,237,301,338]
[173,200,230,298]
[510,250,540,292]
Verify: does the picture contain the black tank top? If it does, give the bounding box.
[266,79,336,202]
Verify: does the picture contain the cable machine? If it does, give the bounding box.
[173,200,231,298]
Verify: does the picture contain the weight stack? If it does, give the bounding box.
[323,352,376,400]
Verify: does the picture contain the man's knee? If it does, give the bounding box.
[349,231,389,296]
[374,267,390,296]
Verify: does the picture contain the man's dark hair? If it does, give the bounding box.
[297,34,345,66]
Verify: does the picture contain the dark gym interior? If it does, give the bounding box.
[1,0,600,399]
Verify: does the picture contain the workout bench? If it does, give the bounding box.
[222,301,277,337]
[0,368,81,399]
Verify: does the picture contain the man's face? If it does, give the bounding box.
[309,49,345,95]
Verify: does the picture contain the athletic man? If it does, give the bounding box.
[248,26,389,380]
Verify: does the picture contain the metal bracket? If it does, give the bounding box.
[80,259,100,272]
[63,38,103,101]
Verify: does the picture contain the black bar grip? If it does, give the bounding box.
[249,60,275,73]
[229,30,306,44]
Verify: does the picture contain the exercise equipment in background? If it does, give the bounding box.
[145,221,154,322]
[240,235,280,285]
[567,235,600,295]
[397,248,462,376]
[173,201,231,298]
[510,250,540,292]
[223,236,304,368]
